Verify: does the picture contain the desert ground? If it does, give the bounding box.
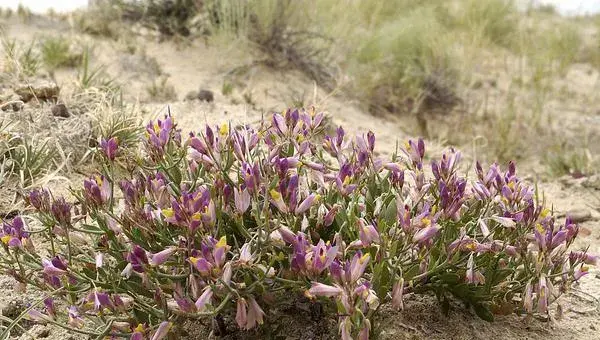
[1,1,600,339]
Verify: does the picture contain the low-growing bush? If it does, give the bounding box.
[0,109,594,339]
[41,37,82,71]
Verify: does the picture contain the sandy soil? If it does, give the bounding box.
[1,14,600,340]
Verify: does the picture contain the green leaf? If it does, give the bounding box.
[473,303,494,322]
[383,198,397,225]
[438,272,461,285]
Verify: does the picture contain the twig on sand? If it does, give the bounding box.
[567,288,600,315]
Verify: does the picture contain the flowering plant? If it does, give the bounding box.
[0,108,594,339]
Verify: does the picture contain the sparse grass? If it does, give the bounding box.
[145,76,177,102]
[40,36,82,71]
[5,135,57,187]
[544,144,594,178]
[222,81,234,96]
[77,48,118,91]
[1,36,41,78]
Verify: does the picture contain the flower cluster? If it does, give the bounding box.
[0,108,593,339]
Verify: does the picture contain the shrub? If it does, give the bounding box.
[352,6,459,115]
[446,0,519,47]
[146,77,177,102]
[41,37,82,71]
[0,109,593,339]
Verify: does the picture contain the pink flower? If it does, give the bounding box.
[269,189,288,213]
[413,225,440,244]
[350,252,370,282]
[195,287,213,312]
[246,298,265,329]
[234,187,251,214]
[308,282,343,297]
[465,254,485,285]
[239,243,253,264]
[359,319,371,340]
[296,193,320,215]
[523,280,533,313]
[358,220,380,246]
[236,298,248,329]
[95,253,104,269]
[537,275,548,314]
[151,321,172,340]
[149,247,176,266]
[340,317,352,340]
[392,278,404,311]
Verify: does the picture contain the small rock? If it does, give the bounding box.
[0,299,26,318]
[14,80,60,103]
[51,103,70,118]
[198,89,214,102]
[36,327,51,338]
[566,209,593,223]
[184,89,214,102]
[184,91,199,101]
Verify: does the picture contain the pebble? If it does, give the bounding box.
[51,103,70,118]
[198,89,214,102]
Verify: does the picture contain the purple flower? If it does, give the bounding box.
[51,197,72,225]
[311,240,338,275]
[574,264,589,280]
[83,175,111,207]
[27,189,51,212]
[189,256,213,276]
[68,306,84,328]
[269,189,288,213]
[27,309,49,323]
[42,258,67,277]
[44,298,56,318]
[127,245,149,273]
[239,243,254,264]
[296,193,320,215]
[130,324,145,340]
[99,137,119,161]
[570,251,598,265]
[272,113,288,135]
[1,216,30,248]
[145,115,177,160]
